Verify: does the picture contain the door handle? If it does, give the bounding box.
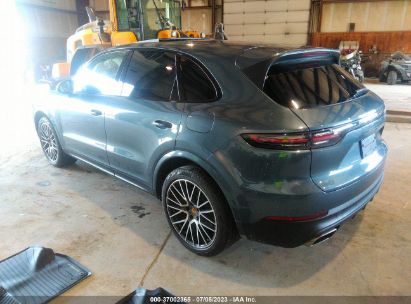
[153,120,173,129]
[90,109,102,116]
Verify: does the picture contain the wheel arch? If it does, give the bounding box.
[154,151,225,199]
[153,150,241,232]
[34,111,48,127]
[33,110,66,150]
[387,66,401,76]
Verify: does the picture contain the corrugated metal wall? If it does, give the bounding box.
[224,0,311,46]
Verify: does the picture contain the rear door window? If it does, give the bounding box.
[263,64,363,109]
[122,50,177,101]
[178,55,219,103]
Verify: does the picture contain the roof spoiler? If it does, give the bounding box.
[241,48,340,89]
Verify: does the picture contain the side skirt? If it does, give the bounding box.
[70,154,151,193]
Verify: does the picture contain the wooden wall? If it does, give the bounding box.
[321,1,411,32]
[310,31,411,54]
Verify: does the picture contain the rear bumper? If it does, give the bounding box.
[239,171,384,248]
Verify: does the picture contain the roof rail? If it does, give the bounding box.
[158,38,210,42]
[134,39,159,44]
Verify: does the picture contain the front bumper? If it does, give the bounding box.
[239,172,384,247]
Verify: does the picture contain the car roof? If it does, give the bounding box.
[105,39,338,89]
[113,39,291,65]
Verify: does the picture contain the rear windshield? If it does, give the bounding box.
[263,64,363,109]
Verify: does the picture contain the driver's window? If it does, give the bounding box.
[73,51,128,96]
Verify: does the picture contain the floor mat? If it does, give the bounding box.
[0,246,91,304]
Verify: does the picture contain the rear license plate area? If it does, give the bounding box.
[360,133,377,158]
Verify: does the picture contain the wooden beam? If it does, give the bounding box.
[318,0,323,32]
[76,0,89,25]
[221,0,224,23]
[212,0,216,31]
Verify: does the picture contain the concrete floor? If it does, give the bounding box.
[0,84,411,298]
[365,79,411,113]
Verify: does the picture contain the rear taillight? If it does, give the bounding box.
[242,109,384,150]
[311,129,341,148]
[242,133,310,150]
[242,128,343,150]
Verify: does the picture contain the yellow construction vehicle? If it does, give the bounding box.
[52,0,201,80]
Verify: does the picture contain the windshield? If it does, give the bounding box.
[116,0,142,32]
[141,0,181,38]
[116,0,181,40]
[263,64,363,109]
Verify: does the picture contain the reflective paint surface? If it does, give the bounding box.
[34,40,388,246]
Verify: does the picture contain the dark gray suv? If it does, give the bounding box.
[34,40,387,256]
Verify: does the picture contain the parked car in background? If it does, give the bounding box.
[33,40,387,256]
[380,52,411,85]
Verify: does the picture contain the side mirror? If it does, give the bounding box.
[56,79,73,95]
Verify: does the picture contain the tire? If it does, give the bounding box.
[357,70,365,83]
[162,166,238,256]
[37,116,76,167]
[387,70,398,85]
[358,75,364,83]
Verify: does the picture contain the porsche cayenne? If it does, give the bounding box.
[34,40,387,256]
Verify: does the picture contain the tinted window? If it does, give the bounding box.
[122,50,177,101]
[73,51,128,95]
[70,47,100,76]
[179,56,218,102]
[263,64,362,109]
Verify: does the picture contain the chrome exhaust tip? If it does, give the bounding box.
[305,228,338,247]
